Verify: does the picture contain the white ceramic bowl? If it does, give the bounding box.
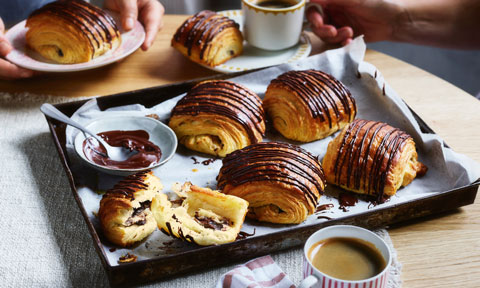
[74,116,177,176]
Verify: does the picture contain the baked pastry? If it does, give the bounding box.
[98,170,163,247]
[26,0,121,64]
[217,142,326,224]
[322,119,427,202]
[172,10,243,67]
[151,182,249,246]
[263,69,356,142]
[169,80,266,157]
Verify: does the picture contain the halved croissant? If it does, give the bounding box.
[217,142,326,224]
[263,69,356,142]
[169,80,266,157]
[322,119,427,202]
[98,171,163,247]
[26,0,121,64]
[172,10,243,67]
[151,182,249,246]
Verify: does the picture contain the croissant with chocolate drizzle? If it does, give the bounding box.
[98,171,163,247]
[26,0,121,64]
[172,10,243,67]
[263,69,356,142]
[169,80,266,157]
[217,142,326,224]
[322,119,427,203]
[151,182,249,246]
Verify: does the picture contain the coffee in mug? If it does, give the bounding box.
[255,0,299,9]
[308,237,387,281]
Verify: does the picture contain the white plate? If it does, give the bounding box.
[208,9,311,73]
[5,12,145,72]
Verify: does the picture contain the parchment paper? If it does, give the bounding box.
[65,37,480,266]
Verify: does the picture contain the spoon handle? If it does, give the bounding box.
[40,103,104,144]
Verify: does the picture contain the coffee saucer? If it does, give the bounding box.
[205,10,312,73]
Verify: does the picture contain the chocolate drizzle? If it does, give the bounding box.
[270,70,356,129]
[171,80,265,143]
[332,119,411,202]
[173,10,239,59]
[29,0,120,57]
[217,142,326,209]
[105,170,151,200]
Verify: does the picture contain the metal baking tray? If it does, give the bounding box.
[44,71,479,287]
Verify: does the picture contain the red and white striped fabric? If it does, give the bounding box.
[217,256,295,288]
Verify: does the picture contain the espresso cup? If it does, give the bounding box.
[242,0,323,50]
[299,225,392,288]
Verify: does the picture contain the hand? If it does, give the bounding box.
[307,0,406,46]
[0,18,34,80]
[104,0,165,50]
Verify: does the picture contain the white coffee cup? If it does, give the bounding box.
[299,225,392,288]
[241,0,323,51]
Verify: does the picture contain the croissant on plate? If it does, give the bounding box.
[263,69,356,142]
[172,10,243,67]
[26,0,121,64]
[169,80,266,157]
[322,119,427,202]
[217,142,326,224]
[151,182,249,246]
[98,170,163,247]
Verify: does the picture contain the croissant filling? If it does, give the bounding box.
[151,182,249,246]
[98,171,163,247]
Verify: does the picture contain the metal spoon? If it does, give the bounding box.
[40,103,137,162]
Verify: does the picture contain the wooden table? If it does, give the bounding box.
[2,15,479,288]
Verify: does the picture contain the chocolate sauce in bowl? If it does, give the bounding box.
[82,130,162,169]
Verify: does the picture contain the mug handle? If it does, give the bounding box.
[298,275,319,288]
[303,2,324,29]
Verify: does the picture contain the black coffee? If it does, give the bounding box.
[255,0,299,9]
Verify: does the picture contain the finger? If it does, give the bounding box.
[0,59,34,80]
[321,26,353,44]
[0,34,13,57]
[341,38,352,46]
[115,0,138,31]
[311,24,338,39]
[139,0,164,50]
[306,7,324,29]
[0,17,5,33]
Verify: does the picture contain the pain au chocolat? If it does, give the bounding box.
[169,80,266,157]
[322,119,427,202]
[217,142,326,224]
[151,182,249,246]
[263,69,356,142]
[26,0,121,64]
[172,10,243,67]
[98,171,163,247]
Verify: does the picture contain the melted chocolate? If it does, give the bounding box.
[29,0,120,56]
[315,203,334,213]
[236,228,256,240]
[194,212,231,231]
[191,156,200,164]
[217,142,326,209]
[202,158,217,165]
[338,192,358,212]
[270,70,356,129]
[173,10,239,59]
[332,119,411,203]
[316,215,332,220]
[171,80,265,143]
[83,130,162,170]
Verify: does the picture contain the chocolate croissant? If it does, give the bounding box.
[263,70,356,142]
[322,119,427,202]
[98,171,163,247]
[217,142,326,224]
[151,182,249,246]
[169,80,266,157]
[26,0,121,64]
[172,10,243,67]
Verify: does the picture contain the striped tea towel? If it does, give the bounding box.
[217,255,295,288]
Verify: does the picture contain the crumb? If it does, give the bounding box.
[145,114,160,120]
[192,169,198,172]
[118,253,137,263]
